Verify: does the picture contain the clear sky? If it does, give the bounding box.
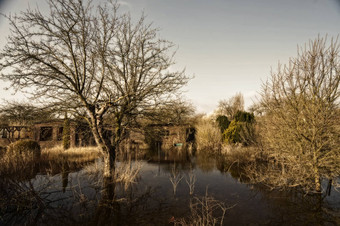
[0,0,339,113]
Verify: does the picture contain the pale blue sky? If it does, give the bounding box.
[0,0,339,113]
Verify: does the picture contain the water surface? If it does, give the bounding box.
[1,152,339,225]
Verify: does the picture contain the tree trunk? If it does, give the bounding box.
[314,171,321,193]
[91,176,118,225]
[88,113,116,179]
[103,146,116,178]
[313,152,321,192]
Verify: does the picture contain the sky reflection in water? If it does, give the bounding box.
[1,153,339,225]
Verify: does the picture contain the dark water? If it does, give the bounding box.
[0,152,339,225]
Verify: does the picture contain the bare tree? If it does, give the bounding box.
[217,93,244,120]
[0,0,188,178]
[258,36,340,193]
[141,99,195,125]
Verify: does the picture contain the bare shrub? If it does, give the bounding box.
[173,190,234,226]
[258,36,340,193]
[0,178,54,225]
[195,117,222,154]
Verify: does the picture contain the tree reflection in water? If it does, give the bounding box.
[0,148,339,225]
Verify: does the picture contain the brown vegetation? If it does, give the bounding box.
[41,145,102,162]
[257,36,340,193]
[195,117,222,154]
[217,93,244,120]
[173,190,233,226]
[7,140,41,159]
[0,140,41,177]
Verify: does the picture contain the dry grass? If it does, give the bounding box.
[115,161,143,191]
[195,117,222,154]
[221,145,258,166]
[0,144,39,177]
[0,152,35,177]
[41,145,102,162]
[0,145,103,180]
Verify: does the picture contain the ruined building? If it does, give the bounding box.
[0,120,195,151]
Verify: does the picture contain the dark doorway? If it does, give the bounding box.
[40,127,53,141]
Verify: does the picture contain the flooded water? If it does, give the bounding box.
[0,150,339,225]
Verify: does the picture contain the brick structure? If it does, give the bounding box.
[0,120,95,148]
[1,121,195,151]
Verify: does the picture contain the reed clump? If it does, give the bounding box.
[115,161,143,191]
[84,160,143,191]
[0,140,41,177]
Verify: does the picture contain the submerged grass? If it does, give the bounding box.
[0,145,103,180]
[220,145,258,166]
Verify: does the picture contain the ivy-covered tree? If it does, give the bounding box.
[63,115,71,150]
[223,120,242,144]
[216,115,230,134]
[234,111,255,123]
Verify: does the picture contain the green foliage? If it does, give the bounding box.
[216,115,230,134]
[222,111,256,145]
[234,111,255,123]
[223,120,242,144]
[7,140,41,159]
[63,117,71,150]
